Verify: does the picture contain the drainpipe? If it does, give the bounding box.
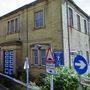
[66,0,71,68]
[26,7,29,90]
[88,17,90,63]
[60,0,64,65]
[26,7,29,57]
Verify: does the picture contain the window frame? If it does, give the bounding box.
[32,49,39,65]
[31,47,47,66]
[10,20,15,33]
[68,7,73,27]
[7,18,19,34]
[40,49,46,66]
[84,19,87,34]
[34,10,44,29]
[15,18,19,32]
[77,14,81,32]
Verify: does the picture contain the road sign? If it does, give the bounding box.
[24,57,29,90]
[24,57,29,69]
[46,48,54,63]
[46,48,55,74]
[54,50,64,66]
[46,64,55,74]
[74,55,88,75]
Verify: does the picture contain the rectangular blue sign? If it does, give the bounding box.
[54,50,64,66]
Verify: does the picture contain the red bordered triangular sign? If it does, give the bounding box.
[46,48,54,64]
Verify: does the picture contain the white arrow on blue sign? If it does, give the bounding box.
[74,55,88,75]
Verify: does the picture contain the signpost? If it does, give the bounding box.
[24,57,29,90]
[46,48,55,90]
[73,55,88,90]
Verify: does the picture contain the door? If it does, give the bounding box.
[4,50,13,75]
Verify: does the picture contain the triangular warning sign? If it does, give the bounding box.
[46,48,54,63]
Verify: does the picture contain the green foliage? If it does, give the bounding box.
[82,73,90,79]
[0,77,13,88]
[15,68,26,82]
[41,66,79,90]
[30,81,41,90]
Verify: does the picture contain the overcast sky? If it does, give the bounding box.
[73,0,90,15]
[0,0,90,16]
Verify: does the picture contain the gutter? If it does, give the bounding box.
[60,0,64,65]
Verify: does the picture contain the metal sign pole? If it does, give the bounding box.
[78,75,82,90]
[24,57,29,90]
[26,58,29,90]
[46,48,54,90]
[26,67,29,90]
[50,75,54,90]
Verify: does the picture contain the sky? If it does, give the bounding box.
[0,0,90,16]
[73,0,90,15]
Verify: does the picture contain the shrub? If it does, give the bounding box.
[41,66,78,90]
[30,81,41,90]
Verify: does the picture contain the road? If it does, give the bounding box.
[0,84,8,90]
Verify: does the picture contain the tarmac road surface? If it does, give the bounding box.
[0,84,8,90]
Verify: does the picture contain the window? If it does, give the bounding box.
[32,49,38,65]
[7,18,19,34]
[34,10,44,28]
[86,51,89,63]
[11,20,14,33]
[84,20,87,34]
[40,49,46,65]
[32,48,46,66]
[68,8,73,27]
[77,15,81,31]
[15,18,19,32]
[78,50,83,55]
[70,51,77,67]
[8,21,10,33]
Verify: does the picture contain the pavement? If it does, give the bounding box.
[0,84,8,90]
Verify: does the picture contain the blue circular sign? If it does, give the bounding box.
[74,55,88,75]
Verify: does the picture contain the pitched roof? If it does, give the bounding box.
[68,0,89,18]
[0,0,89,20]
[0,0,45,20]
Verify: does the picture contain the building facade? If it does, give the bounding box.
[62,0,90,67]
[0,0,89,76]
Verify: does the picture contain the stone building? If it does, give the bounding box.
[0,0,89,76]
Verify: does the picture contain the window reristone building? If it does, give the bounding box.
[0,0,89,77]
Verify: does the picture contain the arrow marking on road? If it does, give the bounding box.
[75,60,86,69]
